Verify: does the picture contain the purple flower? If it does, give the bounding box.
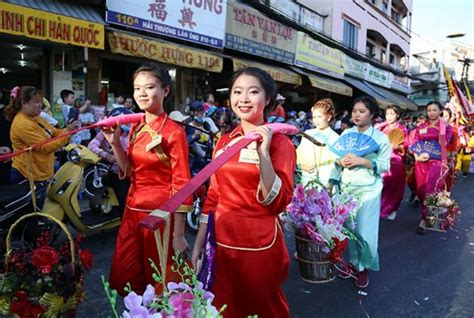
[143,284,156,306]
[204,291,215,302]
[285,183,357,248]
[167,282,191,292]
[123,306,151,318]
[124,292,143,310]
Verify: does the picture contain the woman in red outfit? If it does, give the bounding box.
[104,63,193,295]
[192,67,296,317]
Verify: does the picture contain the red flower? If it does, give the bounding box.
[10,291,45,318]
[31,246,59,274]
[79,249,93,271]
[328,238,348,264]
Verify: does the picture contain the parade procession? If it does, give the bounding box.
[1,0,474,317]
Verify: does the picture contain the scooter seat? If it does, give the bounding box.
[0,183,31,210]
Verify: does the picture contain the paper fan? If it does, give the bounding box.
[387,128,406,146]
[328,132,379,157]
[409,140,442,160]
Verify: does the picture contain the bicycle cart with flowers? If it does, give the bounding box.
[0,213,93,317]
[283,182,357,283]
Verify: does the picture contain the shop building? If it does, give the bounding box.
[0,0,105,123]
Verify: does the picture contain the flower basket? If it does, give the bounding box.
[283,182,357,284]
[294,233,335,283]
[426,206,449,232]
[0,213,92,317]
[424,190,460,232]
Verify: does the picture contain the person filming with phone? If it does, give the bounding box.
[5,86,79,207]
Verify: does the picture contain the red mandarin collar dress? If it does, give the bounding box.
[202,125,296,317]
[109,112,193,295]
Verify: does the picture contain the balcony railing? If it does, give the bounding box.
[364,0,411,36]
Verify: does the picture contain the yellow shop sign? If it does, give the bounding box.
[109,32,223,73]
[0,2,104,49]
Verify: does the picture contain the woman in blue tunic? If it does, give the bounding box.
[296,98,339,189]
[329,95,391,288]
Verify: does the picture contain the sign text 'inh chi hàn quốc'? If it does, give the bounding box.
[0,2,104,49]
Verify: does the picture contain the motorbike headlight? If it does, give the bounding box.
[67,149,81,163]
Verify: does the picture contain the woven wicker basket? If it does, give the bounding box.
[294,234,335,283]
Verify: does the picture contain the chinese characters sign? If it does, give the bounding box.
[295,32,345,78]
[106,0,226,48]
[108,31,223,73]
[225,1,297,64]
[0,2,104,49]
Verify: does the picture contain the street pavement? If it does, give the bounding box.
[77,175,474,317]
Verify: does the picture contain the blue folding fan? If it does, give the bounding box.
[328,132,379,157]
[409,140,442,160]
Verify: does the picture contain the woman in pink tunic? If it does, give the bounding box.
[376,105,408,220]
[410,101,452,234]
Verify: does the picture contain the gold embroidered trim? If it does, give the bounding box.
[126,205,154,212]
[176,204,193,213]
[135,124,171,167]
[216,219,280,251]
[256,175,282,206]
[126,204,193,213]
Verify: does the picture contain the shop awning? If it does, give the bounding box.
[232,58,302,86]
[291,67,352,96]
[4,0,104,24]
[344,76,392,108]
[364,82,418,111]
[307,74,352,96]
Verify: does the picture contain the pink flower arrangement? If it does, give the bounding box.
[284,183,357,252]
[103,254,225,318]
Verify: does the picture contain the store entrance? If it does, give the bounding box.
[0,39,43,100]
[101,58,141,105]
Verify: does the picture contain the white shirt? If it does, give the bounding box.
[203,117,219,134]
[40,112,58,127]
[62,104,72,124]
[77,113,95,141]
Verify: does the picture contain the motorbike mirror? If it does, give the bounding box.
[67,149,81,163]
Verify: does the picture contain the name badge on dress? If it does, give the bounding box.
[145,134,162,152]
[420,128,427,135]
[239,148,260,164]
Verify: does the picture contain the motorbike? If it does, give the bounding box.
[186,129,213,234]
[0,182,33,237]
[42,144,124,232]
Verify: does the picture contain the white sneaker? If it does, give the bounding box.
[387,211,397,221]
